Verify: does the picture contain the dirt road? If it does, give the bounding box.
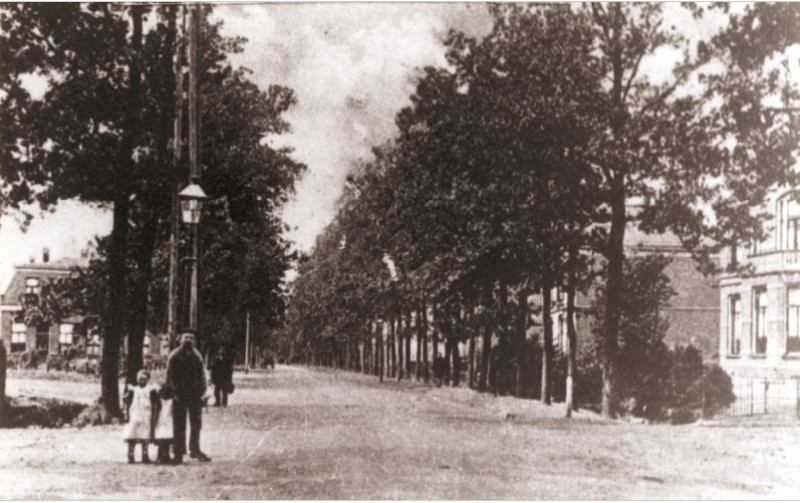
[1,365,798,499]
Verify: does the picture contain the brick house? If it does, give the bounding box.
[549,226,720,360]
[719,190,800,381]
[0,250,167,361]
[0,250,89,356]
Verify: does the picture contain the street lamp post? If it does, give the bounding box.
[178,4,205,336]
[179,176,207,332]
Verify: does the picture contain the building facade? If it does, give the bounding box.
[0,251,87,356]
[550,226,720,360]
[719,190,800,382]
[1,250,167,361]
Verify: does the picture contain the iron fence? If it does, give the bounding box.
[726,377,800,419]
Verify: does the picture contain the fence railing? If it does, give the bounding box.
[725,378,800,419]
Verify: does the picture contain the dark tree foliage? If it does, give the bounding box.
[592,255,675,419]
[277,3,800,418]
[1,4,303,414]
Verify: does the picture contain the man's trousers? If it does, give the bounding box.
[172,398,202,457]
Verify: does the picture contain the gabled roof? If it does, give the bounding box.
[14,257,88,272]
[624,226,685,252]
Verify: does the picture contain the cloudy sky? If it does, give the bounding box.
[213,3,493,251]
[0,2,774,287]
[0,3,493,286]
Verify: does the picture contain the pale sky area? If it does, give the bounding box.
[1,2,790,288]
[0,3,493,288]
[213,3,494,251]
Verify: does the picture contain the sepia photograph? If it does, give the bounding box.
[1,1,799,499]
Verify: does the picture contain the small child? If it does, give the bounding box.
[122,369,158,464]
[153,383,174,465]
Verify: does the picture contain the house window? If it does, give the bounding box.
[753,289,767,355]
[787,288,800,353]
[25,277,40,294]
[59,324,74,352]
[87,334,101,358]
[789,219,800,251]
[11,323,26,352]
[729,295,741,355]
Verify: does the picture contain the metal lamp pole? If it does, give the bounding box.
[179,5,206,334]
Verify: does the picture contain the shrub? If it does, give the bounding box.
[1,397,87,428]
[575,343,602,409]
[699,364,735,417]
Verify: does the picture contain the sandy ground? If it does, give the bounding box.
[1,365,799,499]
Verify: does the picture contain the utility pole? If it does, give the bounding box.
[187,3,201,333]
[167,5,185,349]
[245,310,251,369]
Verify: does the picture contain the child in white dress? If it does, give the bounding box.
[153,383,174,464]
[122,369,158,464]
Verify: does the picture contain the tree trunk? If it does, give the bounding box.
[405,308,412,380]
[450,337,460,387]
[397,312,404,381]
[602,175,625,418]
[541,266,553,405]
[479,279,492,392]
[167,4,184,351]
[566,243,579,417]
[0,343,6,422]
[515,285,528,398]
[601,4,626,419]
[362,326,368,374]
[389,316,396,378]
[432,303,439,369]
[415,306,422,381]
[379,320,384,383]
[443,334,451,386]
[468,305,476,389]
[375,322,380,376]
[497,278,509,396]
[422,302,429,383]
[101,5,144,418]
[126,214,158,384]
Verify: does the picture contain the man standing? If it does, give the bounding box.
[209,347,233,407]
[167,331,211,463]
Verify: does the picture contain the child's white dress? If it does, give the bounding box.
[153,398,173,441]
[123,385,157,441]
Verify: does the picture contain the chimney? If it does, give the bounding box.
[29,256,35,264]
[42,248,50,263]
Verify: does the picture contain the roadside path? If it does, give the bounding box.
[1,365,799,499]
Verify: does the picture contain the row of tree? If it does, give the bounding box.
[278,3,800,418]
[1,4,304,417]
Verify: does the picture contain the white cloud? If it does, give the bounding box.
[0,200,111,289]
[212,3,492,252]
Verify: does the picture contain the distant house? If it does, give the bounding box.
[0,249,89,356]
[719,190,800,381]
[0,249,166,361]
[549,224,720,360]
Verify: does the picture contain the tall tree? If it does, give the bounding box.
[585,3,800,417]
[1,4,304,415]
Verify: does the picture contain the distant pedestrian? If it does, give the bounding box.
[153,383,174,465]
[167,331,211,464]
[122,369,158,464]
[433,354,448,387]
[209,348,234,407]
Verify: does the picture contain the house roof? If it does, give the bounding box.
[14,256,88,272]
[624,226,685,251]
[1,256,89,302]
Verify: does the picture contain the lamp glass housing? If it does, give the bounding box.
[178,182,207,224]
